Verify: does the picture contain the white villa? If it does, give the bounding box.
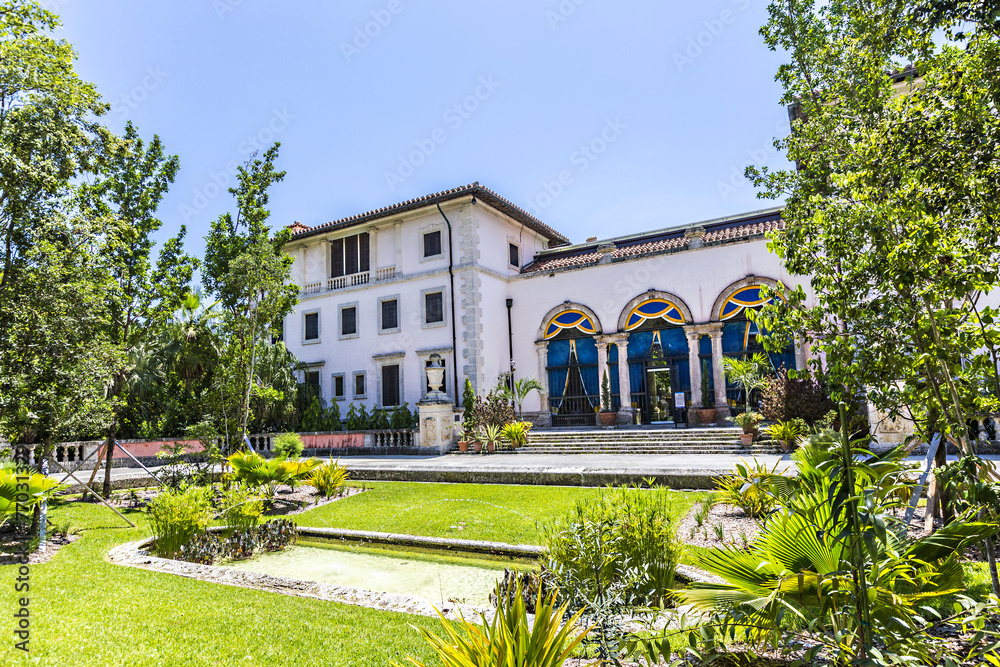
[282,182,813,430]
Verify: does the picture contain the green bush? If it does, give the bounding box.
[713,458,780,518]
[272,432,304,458]
[216,484,262,533]
[148,486,213,559]
[542,485,682,609]
[307,460,349,499]
[397,585,588,667]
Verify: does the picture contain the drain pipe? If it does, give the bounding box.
[506,298,515,390]
[435,200,461,399]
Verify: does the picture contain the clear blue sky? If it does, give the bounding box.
[55,0,791,259]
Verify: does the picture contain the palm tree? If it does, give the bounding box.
[721,352,770,413]
[497,376,545,418]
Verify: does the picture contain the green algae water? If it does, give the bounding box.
[225,539,533,605]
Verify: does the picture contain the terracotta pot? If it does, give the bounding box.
[697,408,716,425]
[598,411,616,427]
[486,441,496,453]
[779,439,794,453]
[473,440,483,454]
[739,433,754,447]
[458,440,469,453]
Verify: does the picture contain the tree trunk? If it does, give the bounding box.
[986,535,1000,597]
[102,415,117,497]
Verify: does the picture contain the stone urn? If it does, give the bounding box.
[426,354,446,397]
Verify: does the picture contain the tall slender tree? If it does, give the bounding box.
[81,122,196,495]
[203,144,298,448]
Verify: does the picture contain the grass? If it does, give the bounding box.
[0,482,702,666]
[295,482,706,545]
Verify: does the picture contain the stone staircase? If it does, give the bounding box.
[518,427,775,456]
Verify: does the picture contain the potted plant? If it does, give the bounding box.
[733,411,763,447]
[501,421,529,448]
[597,369,616,427]
[482,423,503,454]
[696,372,715,425]
[764,419,804,452]
[722,352,770,420]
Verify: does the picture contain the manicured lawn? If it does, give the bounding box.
[0,483,703,666]
[295,482,706,545]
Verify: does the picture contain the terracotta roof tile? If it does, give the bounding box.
[288,182,570,247]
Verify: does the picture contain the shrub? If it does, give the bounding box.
[713,459,780,519]
[500,421,530,448]
[542,485,682,610]
[147,486,213,559]
[732,410,763,434]
[762,418,806,446]
[0,468,63,515]
[473,392,515,431]
[397,585,589,667]
[226,452,321,498]
[760,368,835,426]
[272,432,304,458]
[307,459,349,499]
[215,484,262,533]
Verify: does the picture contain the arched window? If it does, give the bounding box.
[542,308,600,426]
[718,284,795,411]
[620,296,691,425]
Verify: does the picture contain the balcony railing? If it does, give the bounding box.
[301,267,398,297]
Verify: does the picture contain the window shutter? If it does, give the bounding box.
[331,239,345,278]
[359,232,370,272]
[382,365,400,407]
[345,235,359,275]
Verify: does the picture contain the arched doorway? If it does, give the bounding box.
[542,308,601,427]
[717,283,796,413]
[621,297,690,425]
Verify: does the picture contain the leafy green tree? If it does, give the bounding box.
[203,144,297,448]
[748,0,1000,589]
[81,121,196,495]
[0,1,106,303]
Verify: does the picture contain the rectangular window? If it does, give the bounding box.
[354,372,366,398]
[509,243,520,268]
[304,370,321,397]
[341,306,357,336]
[304,312,319,341]
[381,299,398,331]
[425,291,444,324]
[333,374,345,399]
[331,232,370,278]
[382,364,400,407]
[423,230,442,258]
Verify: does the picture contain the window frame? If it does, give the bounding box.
[303,310,321,344]
[378,295,401,334]
[421,287,447,329]
[418,223,447,264]
[339,302,359,339]
[352,371,367,400]
[508,241,521,269]
[380,363,402,408]
[331,373,346,401]
[330,232,371,278]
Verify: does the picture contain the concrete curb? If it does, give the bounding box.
[297,527,543,558]
[343,464,723,489]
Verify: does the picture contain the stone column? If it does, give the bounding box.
[607,333,633,425]
[369,225,379,270]
[595,335,612,406]
[685,329,702,409]
[795,339,809,372]
[534,341,551,426]
[708,326,730,420]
